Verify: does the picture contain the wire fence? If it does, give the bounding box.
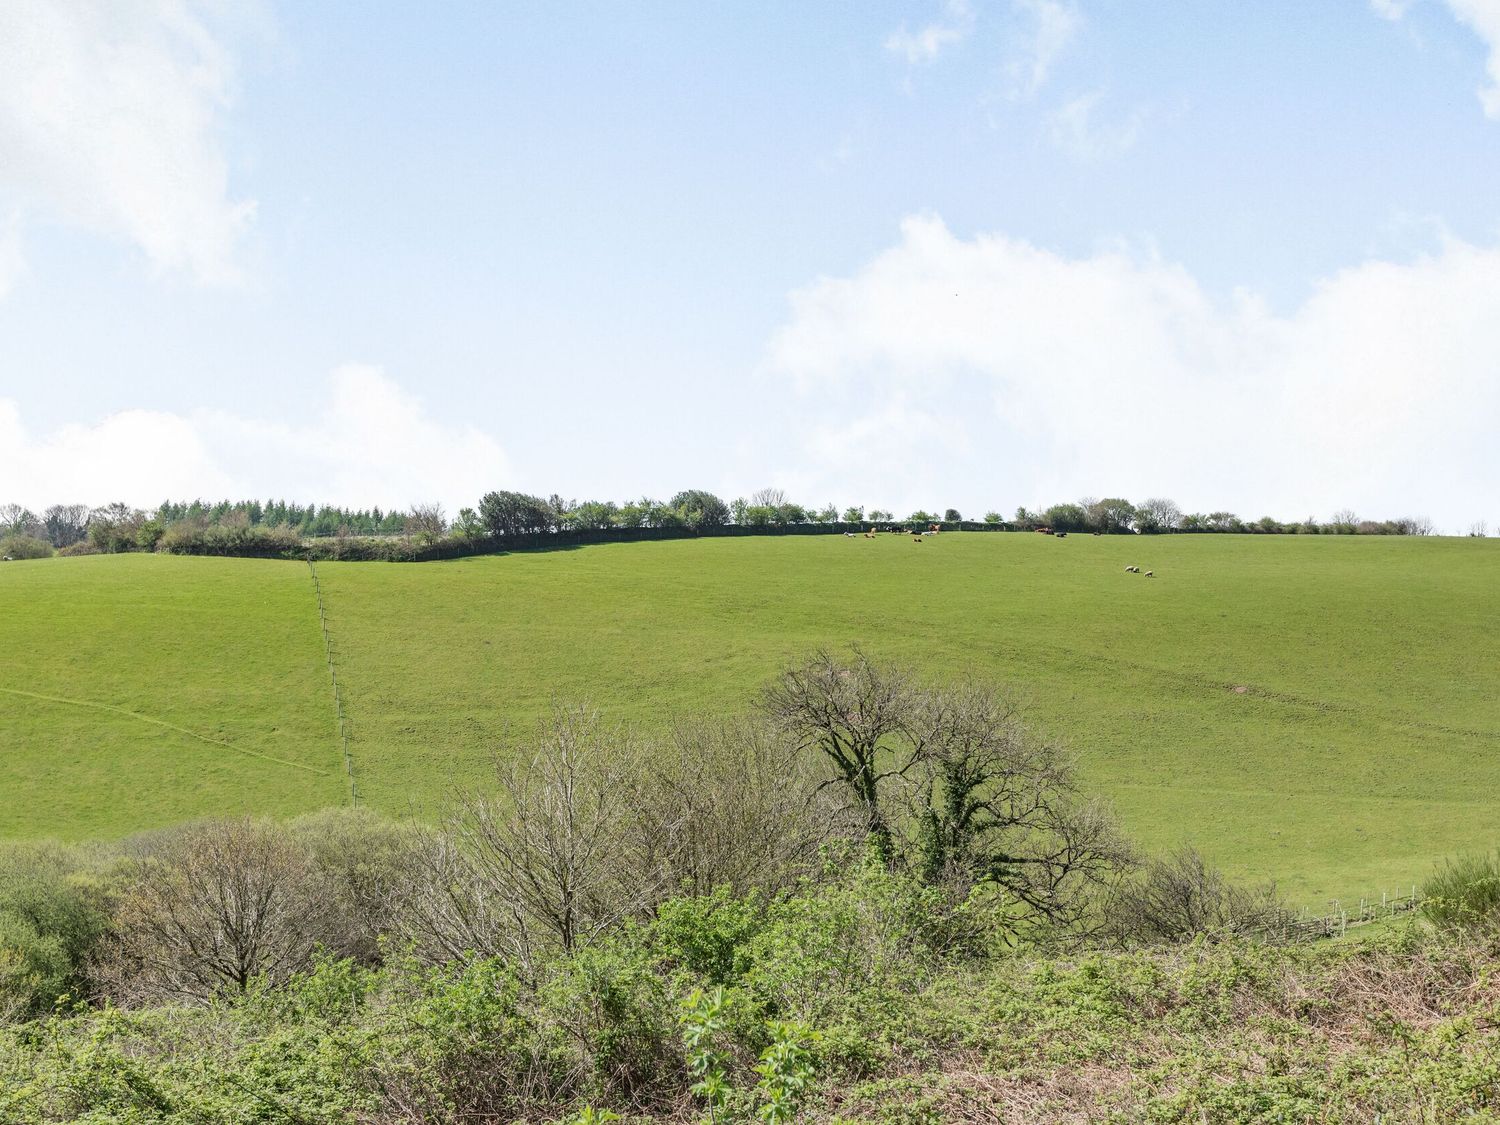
[308,559,358,803]
[1251,888,1423,943]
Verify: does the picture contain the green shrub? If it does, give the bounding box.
[1422,852,1500,931]
[0,843,110,1020]
[155,521,304,557]
[0,534,53,560]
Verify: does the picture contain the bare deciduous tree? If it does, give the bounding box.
[750,487,787,508]
[106,819,328,1002]
[0,504,41,538]
[762,649,926,856]
[42,504,90,548]
[1136,497,1183,533]
[288,806,428,965]
[639,717,845,898]
[1331,508,1360,533]
[403,708,678,977]
[406,502,447,544]
[1101,847,1292,946]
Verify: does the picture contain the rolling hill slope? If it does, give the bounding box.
[2,533,1495,903]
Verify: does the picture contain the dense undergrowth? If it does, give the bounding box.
[3,882,1499,1123]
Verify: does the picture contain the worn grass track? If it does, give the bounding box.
[0,555,342,837]
[2,534,1495,903]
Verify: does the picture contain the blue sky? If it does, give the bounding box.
[2,0,1498,529]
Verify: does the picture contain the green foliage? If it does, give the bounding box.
[1422,852,1500,931]
[680,986,732,1118]
[155,521,304,556]
[653,889,767,985]
[671,490,731,531]
[753,1020,817,1123]
[0,534,53,560]
[0,843,108,1019]
[559,1108,621,1125]
[5,868,1500,1122]
[478,489,557,535]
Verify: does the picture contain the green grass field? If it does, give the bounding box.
[2,533,1495,904]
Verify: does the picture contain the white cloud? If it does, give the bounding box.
[1446,0,1500,116]
[767,214,1500,530]
[1376,0,1500,118]
[0,0,257,284]
[1048,91,1147,159]
[1007,0,1082,98]
[886,0,975,65]
[0,366,512,513]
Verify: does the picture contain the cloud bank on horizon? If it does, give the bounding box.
[767,215,1500,531]
[0,367,510,514]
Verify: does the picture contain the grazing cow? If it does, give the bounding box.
[844,531,855,537]
[1123,565,1133,573]
[1145,570,1154,577]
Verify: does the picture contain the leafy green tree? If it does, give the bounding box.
[670,490,730,530]
[87,503,144,553]
[1042,503,1088,533]
[1206,511,1240,532]
[567,501,619,530]
[454,507,483,538]
[478,491,554,536]
[1086,498,1136,534]
[649,500,686,528]
[842,506,864,523]
[983,511,1002,525]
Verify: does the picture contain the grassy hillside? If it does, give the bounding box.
[2,534,1496,902]
[0,556,343,838]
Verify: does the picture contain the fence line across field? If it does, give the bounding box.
[308,559,358,803]
[1249,888,1422,943]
